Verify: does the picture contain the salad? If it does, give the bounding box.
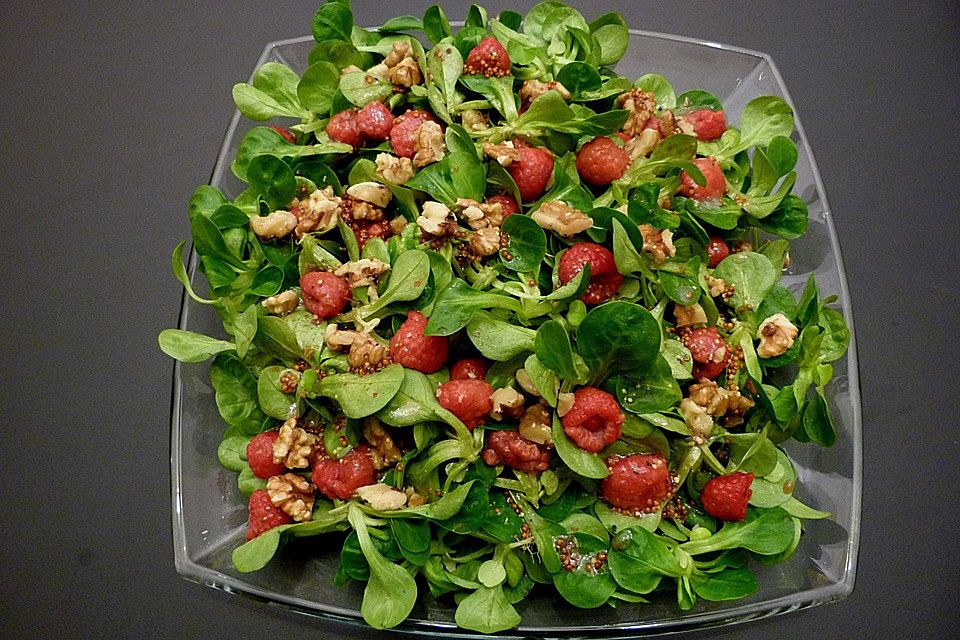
[160,0,850,633]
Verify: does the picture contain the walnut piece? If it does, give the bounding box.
[417,201,454,236]
[274,418,319,469]
[413,121,446,168]
[375,153,415,185]
[490,387,525,421]
[469,228,501,257]
[363,418,402,469]
[454,198,504,230]
[356,483,408,511]
[266,472,315,522]
[250,210,297,240]
[350,199,385,222]
[520,79,571,106]
[679,398,714,444]
[383,41,413,68]
[347,332,390,374]
[532,201,593,237]
[482,140,521,167]
[292,187,342,236]
[705,274,728,298]
[324,324,358,351]
[617,89,658,136]
[556,392,575,418]
[461,108,489,132]
[674,303,707,327]
[687,380,755,419]
[515,368,540,397]
[346,182,392,208]
[518,404,553,445]
[387,57,422,88]
[334,258,391,289]
[261,290,299,316]
[624,128,660,160]
[639,224,676,263]
[757,313,799,358]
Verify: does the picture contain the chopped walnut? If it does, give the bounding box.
[274,418,319,469]
[688,379,755,419]
[350,200,385,222]
[617,89,658,136]
[389,216,408,235]
[324,324,358,351]
[362,418,402,469]
[639,224,676,263]
[679,398,714,444]
[346,182,392,208]
[334,258,391,289]
[756,313,799,358]
[556,392,575,418]
[417,201,454,236]
[406,488,428,507]
[624,128,660,160]
[356,483,408,511]
[520,79,571,107]
[261,290,299,316]
[490,387,525,421]
[532,201,593,237]
[469,228,501,257]
[291,187,342,236]
[674,303,707,327]
[461,108,489,132]
[383,41,413,68]
[412,121,446,168]
[657,110,694,137]
[705,274,728,298]
[250,210,297,240]
[348,332,390,374]
[267,473,315,522]
[375,153,415,185]
[515,368,540,397]
[387,57,422,88]
[518,404,553,445]
[482,140,521,167]
[454,198,503,230]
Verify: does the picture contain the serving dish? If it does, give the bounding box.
[169,27,862,638]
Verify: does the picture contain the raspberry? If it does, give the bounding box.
[575,136,630,186]
[390,109,437,158]
[601,453,673,513]
[700,471,754,521]
[389,310,450,373]
[683,326,729,380]
[326,109,365,148]
[267,125,296,144]
[561,387,624,452]
[482,430,551,473]
[356,101,394,141]
[246,431,285,479]
[558,242,623,305]
[311,444,377,500]
[705,236,730,268]
[679,156,726,201]
[508,145,554,202]
[300,271,351,320]
[485,194,520,218]
[464,36,511,77]
[246,489,293,540]
[450,357,489,381]
[680,109,726,141]
[437,379,494,430]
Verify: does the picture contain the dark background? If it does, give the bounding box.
[1,1,958,638]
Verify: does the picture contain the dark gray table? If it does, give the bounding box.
[2,1,957,637]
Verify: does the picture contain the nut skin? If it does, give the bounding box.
[299,271,351,320]
[679,156,726,201]
[575,136,630,186]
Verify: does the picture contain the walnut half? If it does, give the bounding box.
[531,201,593,237]
[757,313,799,358]
[267,473,315,522]
[273,418,319,469]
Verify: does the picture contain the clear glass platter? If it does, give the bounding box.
[170,28,862,638]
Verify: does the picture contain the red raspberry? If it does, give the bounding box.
[267,125,297,144]
[326,109,365,148]
[679,156,726,201]
[558,242,624,305]
[576,136,630,186]
[437,379,494,430]
[680,109,726,141]
[683,326,729,380]
[246,431,285,479]
[464,36,511,77]
[356,101,394,141]
[389,310,450,373]
[705,236,730,268]
[561,387,624,452]
[311,444,377,500]
[482,430,551,474]
[450,357,489,381]
[300,271,351,320]
[389,109,437,158]
[508,145,554,202]
[700,471,754,521]
[246,489,293,540]
[485,194,520,218]
[602,453,674,512]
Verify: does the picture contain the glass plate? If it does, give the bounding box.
[170,28,862,638]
